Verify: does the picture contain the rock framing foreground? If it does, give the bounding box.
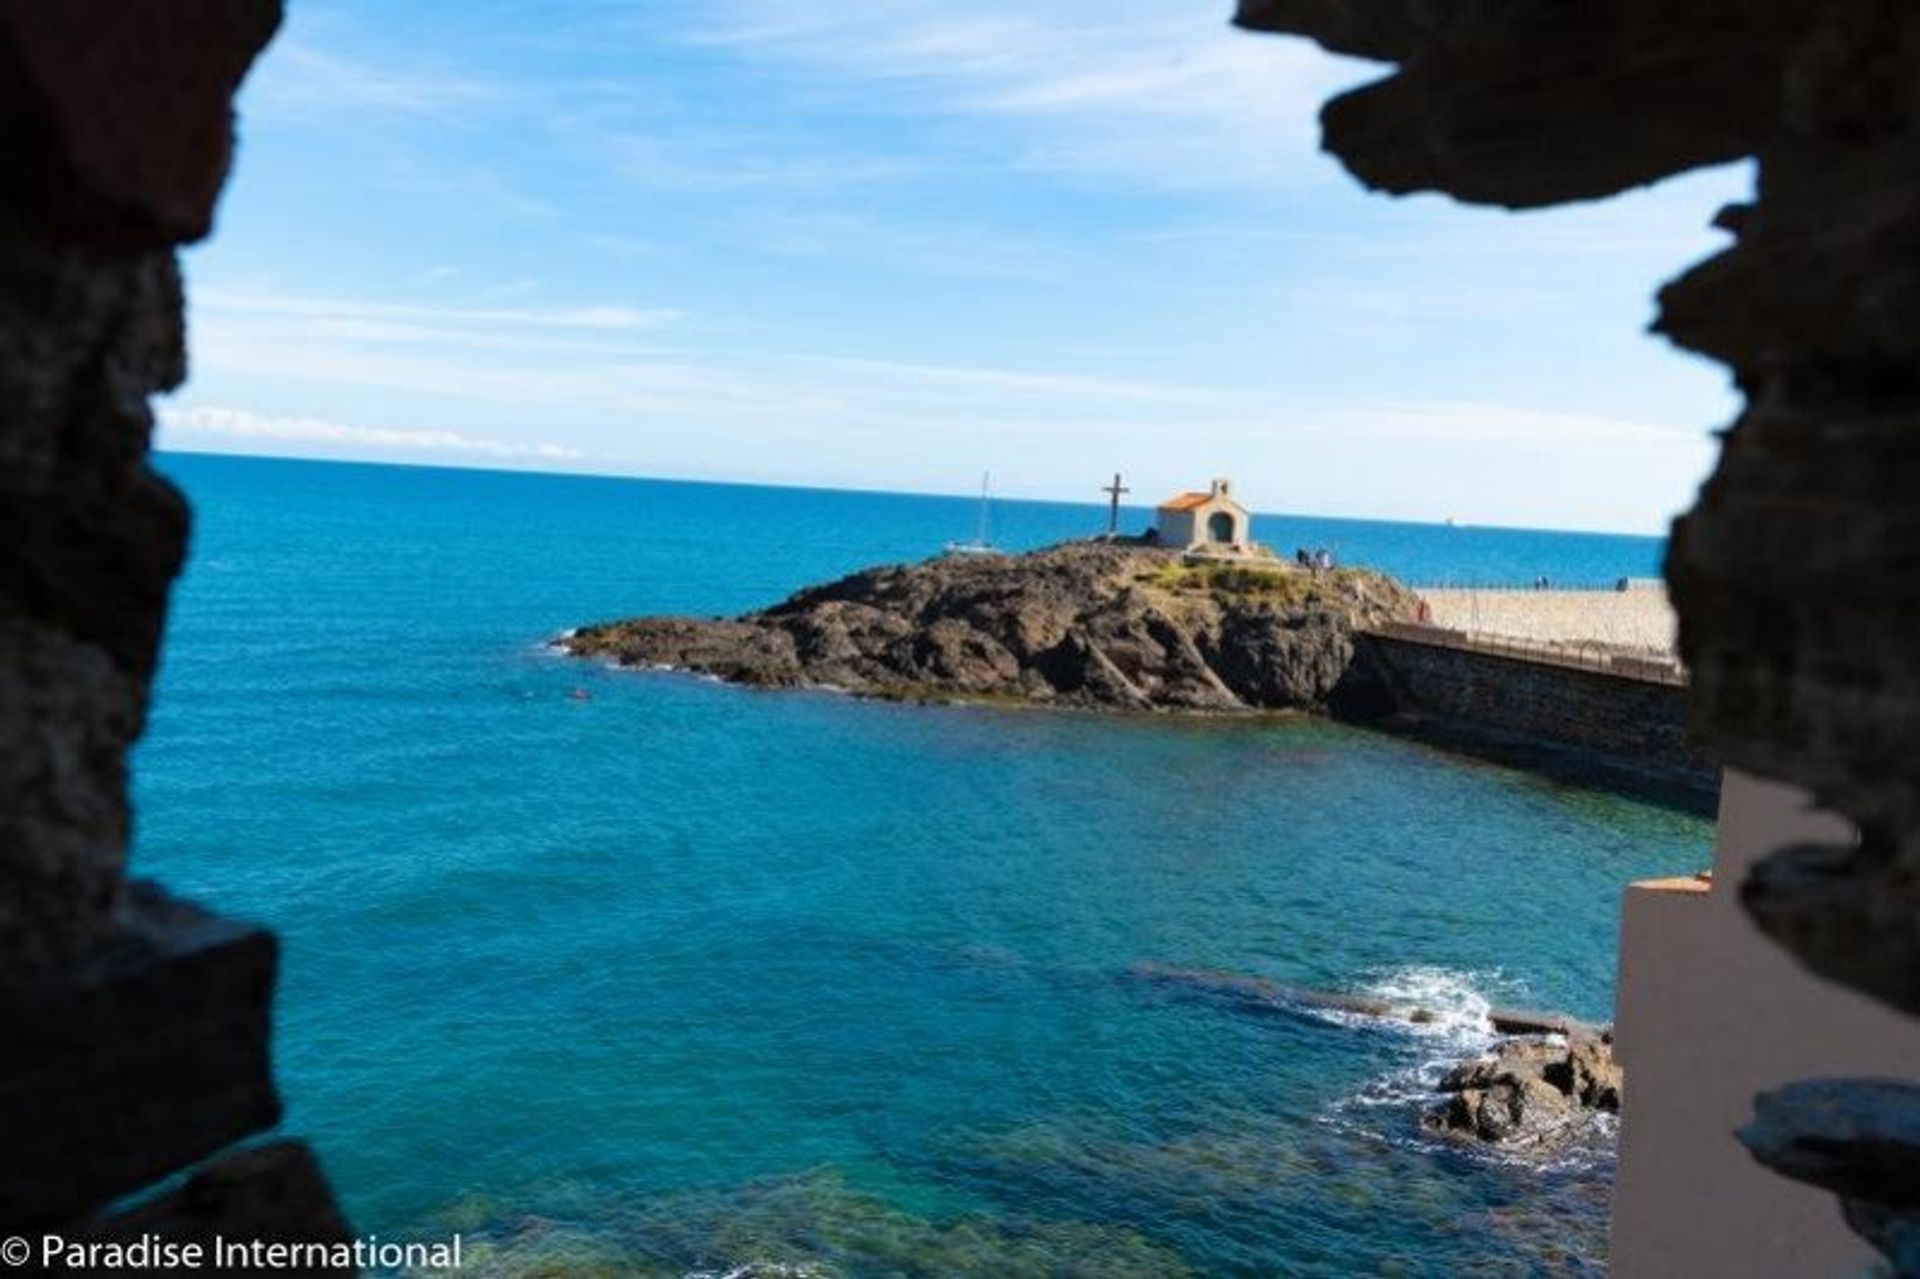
[1236,0,1920,1268]
[0,0,350,1248]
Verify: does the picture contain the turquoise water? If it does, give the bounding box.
[136,454,1709,1276]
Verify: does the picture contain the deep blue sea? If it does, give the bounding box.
[135,454,1708,1277]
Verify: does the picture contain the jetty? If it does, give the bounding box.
[1341,600,1712,811]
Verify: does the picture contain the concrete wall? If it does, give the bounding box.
[1346,632,1716,804]
[1611,771,1920,1276]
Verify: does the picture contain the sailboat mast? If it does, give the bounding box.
[978,471,992,546]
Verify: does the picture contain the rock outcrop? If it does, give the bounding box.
[1,0,349,1251]
[1423,1031,1623,1149]
[1237,1,1920,1262]
[567,542,1418,713]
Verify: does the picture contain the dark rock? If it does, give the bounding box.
[1424,1031,1621,1149]
[0,0,345,1261]
[1238,0,1920,1038]
[568,543,1418,714]
[0,0,285,247]
[1235,2,1813,210]
[0,211,192,967]
[1741,836,1920,1020]
[1739,1078,1920,1209]
[1488,1008,1594,1038]
[1235,2,1920,1261]
[0,882,283,1229]
[81,1141,352,1276]
[1740,1078,1920,1274]
[1430,1076,1579,1144]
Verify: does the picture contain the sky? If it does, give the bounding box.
[161,0,1754,534]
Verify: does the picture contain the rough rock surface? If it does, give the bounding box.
[1238,0,1920,1025]
[1,882,282,1228]
[1238,0,1920,1258]
[1423,1031,1622,1149]
[0,216,190,969]
[1741,1078,1920,1274]
[1,0,348,1256]
[0,0,282,971]
[568,542,1418,713]
[82,1142,354,1268]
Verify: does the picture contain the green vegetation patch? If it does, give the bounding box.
[1135,562,1308,603]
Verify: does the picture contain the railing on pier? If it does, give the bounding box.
[1405,577,1667,594]
[1360,620,1689,687]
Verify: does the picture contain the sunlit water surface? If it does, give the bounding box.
[136,455,1710,1276]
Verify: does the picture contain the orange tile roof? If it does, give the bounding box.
[1157,491,1212,512]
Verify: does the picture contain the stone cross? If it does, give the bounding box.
[1101,473,1129,538]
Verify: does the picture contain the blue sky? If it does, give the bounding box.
[162,0,1751,533]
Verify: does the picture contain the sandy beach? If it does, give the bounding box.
[1416,587,1678,655]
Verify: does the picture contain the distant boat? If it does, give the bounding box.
[943,472,1002,557]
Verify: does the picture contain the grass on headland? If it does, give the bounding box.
[1134,562,1310,603]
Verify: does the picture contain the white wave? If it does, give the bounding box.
[1319,966,1620,1169]
[1322,969,1501,1107]
[1359,964,1501,1044]
[1292,964,1508,1054]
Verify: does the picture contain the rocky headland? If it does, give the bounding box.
[565,541,1418,713]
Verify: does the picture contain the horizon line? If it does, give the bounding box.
[153,445,1677,542]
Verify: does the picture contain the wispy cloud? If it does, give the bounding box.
[668,1,1367,189]
[586,233,673,262]
[589,130,924,193]
[158,405,583,461]
[247,41,506,120]
[195,287,678,333]
[754,213,1062,280]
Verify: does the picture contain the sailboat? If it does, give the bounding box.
[943,472,1002,557]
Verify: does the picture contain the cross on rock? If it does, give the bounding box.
[1101,473,1130,538]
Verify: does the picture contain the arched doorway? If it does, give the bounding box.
[1207,512,1236,543]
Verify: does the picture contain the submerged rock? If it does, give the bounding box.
[1424,1030,1622,1149]
[405,1169,1193,1278]
[567,541,1417,713]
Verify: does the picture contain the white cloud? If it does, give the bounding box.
[157,405,583,462]
[195,287,679,333]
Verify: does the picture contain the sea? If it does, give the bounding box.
[134,453,1712,1277]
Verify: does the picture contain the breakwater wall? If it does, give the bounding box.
[1336,626,1717,812]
